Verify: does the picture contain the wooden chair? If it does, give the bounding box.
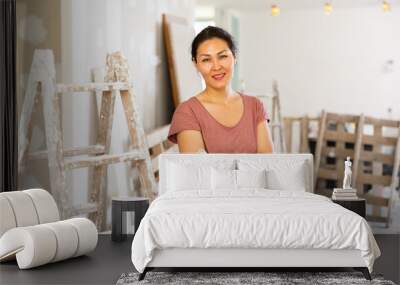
[146,124,178,182]
[314,111,400,227]
[356,116,400,227]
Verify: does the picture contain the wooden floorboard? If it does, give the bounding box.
[0,234,398,285]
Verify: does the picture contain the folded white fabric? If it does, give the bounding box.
[0,218,98,269]
[0,188,59,235]
[0,195,17,237]
[0,189,98,269]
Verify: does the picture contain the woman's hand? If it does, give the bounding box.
[177,130,206,153]
[257,121,274,153]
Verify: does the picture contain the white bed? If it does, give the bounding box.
[131,154,380,281]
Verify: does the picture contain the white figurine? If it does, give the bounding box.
[343,157,352,189]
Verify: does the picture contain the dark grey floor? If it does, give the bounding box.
[0,235,134,285]
[1,234,399,285]
[374,234,400,284]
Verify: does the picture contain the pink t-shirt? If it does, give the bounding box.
[167,94,269,153]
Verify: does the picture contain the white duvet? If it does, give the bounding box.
[131,189,380,273]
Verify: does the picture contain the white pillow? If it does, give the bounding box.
[237,169,268,189]
[211,168,268,190]
[166,157,236,170]
[211,168,236,190]
[238,159,308,191]
[167,162,211,191]
[266,164,306,191]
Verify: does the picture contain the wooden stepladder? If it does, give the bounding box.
[270,81,287,153]
[18,50,157,230]
[256,80,286,153]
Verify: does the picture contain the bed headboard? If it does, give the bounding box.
[158,154,314,195]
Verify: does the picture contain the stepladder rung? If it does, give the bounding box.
[56,82,131,93]
[64,149,146,170]
[27,144,106,160]
[71,203,98,216]
[269,122,283,128]
[366,215,389,224]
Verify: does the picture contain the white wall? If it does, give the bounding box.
[59,0,195,222]
[17,0,64,191]
[237,7,400,119]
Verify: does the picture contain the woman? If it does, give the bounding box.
[167,26,274,153]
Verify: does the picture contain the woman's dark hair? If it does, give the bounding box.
[191,26,237,62]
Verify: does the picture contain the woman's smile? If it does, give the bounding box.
[211,73,226,81]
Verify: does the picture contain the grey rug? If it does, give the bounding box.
[116,271,396,285]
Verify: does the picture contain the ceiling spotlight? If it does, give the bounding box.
[382,0,391,12]
[324,2,333,15]
[271,4,280,16]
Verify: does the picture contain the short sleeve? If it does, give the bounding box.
[167,102,201,144]
[255,97,270,124]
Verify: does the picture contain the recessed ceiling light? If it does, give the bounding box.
[271,4,280,16]
[324,2,333,15]
[382,0,391,12]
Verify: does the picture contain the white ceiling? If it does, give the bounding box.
[196,0,399,11]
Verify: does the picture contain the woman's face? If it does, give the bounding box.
[194,37,235,91]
